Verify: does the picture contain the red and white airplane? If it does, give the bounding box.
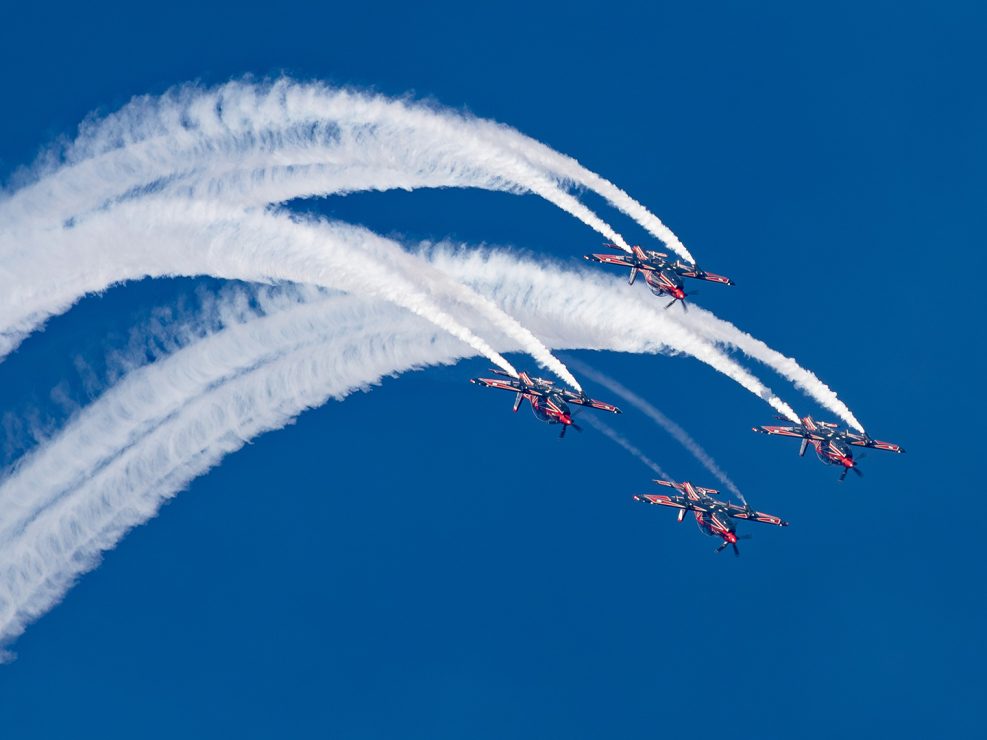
[584,244,734,310]
[635,480,789,556]
[470,370,621,437]
[754,416,905,481]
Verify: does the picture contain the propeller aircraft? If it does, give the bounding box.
[753,416,904,481]
[584,244,734,310]
[634,480,788,556]
[470,370,621,437]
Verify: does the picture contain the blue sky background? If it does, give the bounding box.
[1,1,985,737]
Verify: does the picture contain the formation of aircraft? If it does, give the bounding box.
[470,369,621,437]
[753,416,905,481]
[466,243,905,556]
[584,244,734,309]
[634,480,788,556]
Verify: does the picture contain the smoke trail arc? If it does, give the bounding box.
[0,78,874,656]
[582,415,669,478]
[0,78,857,425]
[564,356,744,502]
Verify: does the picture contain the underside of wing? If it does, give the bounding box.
[654,480,684,492]
[470,377,522,393]
[725,503,789,526]
[576,397,621,414]
[675,266,735,285]
[846,436,904,453]
[755,425,814,439]
[584,253,638,268]
[562,390,621,413]
[634,494,696,510]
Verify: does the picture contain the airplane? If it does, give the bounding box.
[753,415,905,481]
[634,480,789,556]
[584,243,734,309]
[470,369,621,437]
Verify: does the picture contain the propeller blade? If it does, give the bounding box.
[559,425,567,439]
[680,299,689,312]
[852,466,863,477]
[732,543,740,557]
[664,298,677,310]
[716,541,729,554]
[571,423,582,433]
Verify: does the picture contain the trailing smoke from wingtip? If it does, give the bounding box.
[564,356,746,502]
[0,77,866,651]
[581,415,668,478]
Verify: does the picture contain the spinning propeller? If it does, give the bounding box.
[559,422,582,438]
[839,452,866,481]
[560,408,584,438]
[664,289,698,311]
[716,534,752,557]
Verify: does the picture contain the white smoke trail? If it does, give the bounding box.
[0,81,629,389]
[0,232,806,649]
[425,245,801,422]
[581,415,669,477]
[0,292,459,653]
[0,78,868,650]
[467,119,693,260]
[0,199,522,378]
[670,305,865,432]
[0,198,798,420]
[0,231,807,540]
[0,287,615,651]
[0,79,630,249]
[0,78,851,410]
[563,356,744,502]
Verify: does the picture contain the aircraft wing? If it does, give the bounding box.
[725,503,789,527]
[844,433,905,453]
[565,394,621,413]
[584,253,638,268]
[654,479,717,501]
[754,424,819,440]
[634,494,706,512]
[470,376,524,394]
[674,266,735,285]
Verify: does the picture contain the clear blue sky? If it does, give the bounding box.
[1,2,984,737]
